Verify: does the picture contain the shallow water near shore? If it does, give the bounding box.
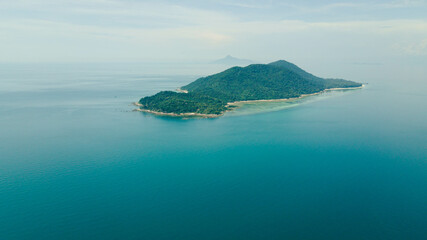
[0,63,426,240]
[226,87,362,117]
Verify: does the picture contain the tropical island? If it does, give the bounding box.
[136,60,363,117]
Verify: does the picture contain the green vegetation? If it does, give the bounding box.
[138,60,362,116]
[139,91,228,115]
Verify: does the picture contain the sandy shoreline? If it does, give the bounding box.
[227,85,364,106]
[176,88,188,93]
[134,85,364,118]
[136,108,222,118]
[133,103,221,118]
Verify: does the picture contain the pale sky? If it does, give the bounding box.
[1,0,427,64]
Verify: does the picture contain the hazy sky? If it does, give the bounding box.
[1,0,427,64]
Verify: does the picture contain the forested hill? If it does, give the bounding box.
[138,60,362,116]
[182,60,361,102]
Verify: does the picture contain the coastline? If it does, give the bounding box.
[176,88,188,93]
[135,85,364,118]
[133,103,222,118]
[227,85,364,106]
[136,108,222,118]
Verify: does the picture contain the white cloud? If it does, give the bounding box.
[218,1,271,9]
[1,0,427,62]
[394,39,427,55]
[277,0,427,14]
[380,0,426,8]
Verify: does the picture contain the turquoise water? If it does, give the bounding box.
[0,63,426,239]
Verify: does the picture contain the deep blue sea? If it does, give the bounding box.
[0,62,426,239]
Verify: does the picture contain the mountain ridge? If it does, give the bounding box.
[212,55,253,66]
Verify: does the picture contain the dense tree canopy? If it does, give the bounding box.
[139,91,228,115]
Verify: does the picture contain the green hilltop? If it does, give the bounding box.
[138,60,362,116]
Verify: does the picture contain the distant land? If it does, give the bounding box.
[136,60,363,118]
[212,55,254,66]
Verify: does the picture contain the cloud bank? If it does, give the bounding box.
[0,0,426,62]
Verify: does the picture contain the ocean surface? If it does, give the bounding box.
[0,62,426,239]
